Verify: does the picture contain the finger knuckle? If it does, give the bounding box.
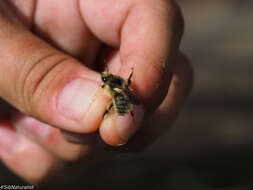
[17,52,74,114]
[173,53,194,100]
[178,53,194,96]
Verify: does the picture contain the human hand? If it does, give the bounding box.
[0,0,192,185]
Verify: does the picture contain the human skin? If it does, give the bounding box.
[0,0,193,185]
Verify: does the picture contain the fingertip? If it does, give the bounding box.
[99,105,144,146]
[99,112,123,146]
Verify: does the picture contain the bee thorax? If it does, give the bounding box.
[103,85,115,98]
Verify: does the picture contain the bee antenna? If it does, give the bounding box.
[130,111,136,123]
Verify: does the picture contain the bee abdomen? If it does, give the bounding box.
[114,94,132,115]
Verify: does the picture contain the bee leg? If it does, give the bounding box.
[103,102,113,117]
[127,68,134,86]
[130,111,137,124]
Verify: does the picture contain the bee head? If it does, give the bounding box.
[101,72,113,83]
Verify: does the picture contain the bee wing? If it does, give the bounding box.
[114,87,123,93]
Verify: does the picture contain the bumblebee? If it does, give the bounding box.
[101,68,139,117]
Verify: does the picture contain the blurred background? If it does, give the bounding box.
[1,0,253,189]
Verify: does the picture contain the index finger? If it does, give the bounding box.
[80,0,184,145]
[81,0,183,111]
[119,0,184,111]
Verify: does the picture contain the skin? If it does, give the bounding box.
[0,0,193,186]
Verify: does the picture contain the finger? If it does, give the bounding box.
[0,120,58,185]
[121,53,194,151]
[0,2,110,133]
[7,0,100,62]
[80,0,184,109]
[80,0,184,145]
[12,113,87,162]
[99,105,144,146]
[119,0,184,112]
[11,113,116,163]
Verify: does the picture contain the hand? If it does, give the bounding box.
[0,0,192,185]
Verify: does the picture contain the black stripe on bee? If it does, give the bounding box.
[113,93,133,115]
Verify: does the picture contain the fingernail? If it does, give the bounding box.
[0,125,18,153]
[117,105,144,143]
[57,78,99,122]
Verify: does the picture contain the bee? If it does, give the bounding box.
[101,68,139,117]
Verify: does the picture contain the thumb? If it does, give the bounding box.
[0,3,107,133]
